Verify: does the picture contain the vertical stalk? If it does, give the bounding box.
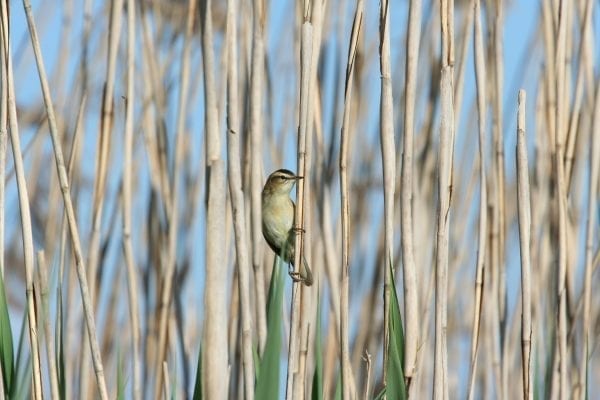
[467,1,488,397]
[579,80,600,400]
[339,3,363,398]
[19,0,110,398]
[400,0,421,384]
[1,3,45,399]
[37,251,61,400]
[434,0,454,398]
[203,161,228,399]
[493,0,506,337]
[516,90,532,400]
[294,0,325,395]
[87,0,124,309]
[554,1,569,398]
[287,16,313,400]
[249,0,268,354]
[123,0,141,397]
[200,0,229,398]
[154,0,199,397]
[81,0,123,395]
[379,0,396,385]
[564,0,594,190]
[225,0,255,396]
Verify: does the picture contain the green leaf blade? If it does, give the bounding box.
[386,264,407,400]
[255,257,285,399]
[0,272,14,395]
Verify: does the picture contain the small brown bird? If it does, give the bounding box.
[261,169,313,286]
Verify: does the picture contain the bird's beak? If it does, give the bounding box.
[294,175,303,180]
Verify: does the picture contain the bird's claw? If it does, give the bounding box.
[292,227,305,234]
[289,271,303,282]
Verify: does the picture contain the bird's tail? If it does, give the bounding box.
[302,256,313,286]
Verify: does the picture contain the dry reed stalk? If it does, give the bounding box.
[580,81,600,400]
[287,17,313,400]
[226,269,240,395]
[57,93,87,393]
[434,0,454,398]
[42,0,74,268]
[400,0,421,384]
[314,76,341,336]
[339,2,362,398]
[453,4,473,133]
[81,0,92,97]
[80,0,123,396]
[516,90,532,400]
[531,76,547,400]
[190,0,228,399]
[122,0,142,397]
[37,250,61,400]
[162,361,170,399]
[138,4,172,217]
[565,0,594,190]
[322,309,338,396]
[297,3,325,395]
[20,0,109,396]
[482,4,506,397]
[200,0,229,397]
[321,189,341,336]
[541,1,557,149]
[203,160,228,399]
[154,0,200,396]
[51,0,73,111]
[466,1,487,398]
[362,350,372,400]
[554,1,569,398]
[379,0,396,385]
[99,211,125,365]
[1,3,44,399]
[225,0,255,397]
[492,0,506,342]
[296,322,310,400]
[249,0,267,354]
[87,0,123,310]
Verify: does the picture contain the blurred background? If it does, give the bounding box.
[0,0,599,398]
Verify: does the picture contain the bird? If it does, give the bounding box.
[261,169,313,286]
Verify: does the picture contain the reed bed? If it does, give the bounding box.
[0,0,598,399]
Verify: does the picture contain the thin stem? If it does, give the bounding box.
[225,0,255,395]
[37,251,61,400]
[20,0,109,396]
[434,1,454,398]
[2,3,47,398]
[467,1,488,398]
[580,81,600,400]
[339,3,363,398]
[286,18,313,400]
[123,0,141,397]
[400,0,421,384]
[516,90,532,400]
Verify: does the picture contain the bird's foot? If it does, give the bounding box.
[289,271,303,282]
[292,226,305,235]
[289,270,312,286]
[289,271,312,286]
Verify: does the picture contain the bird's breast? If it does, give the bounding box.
[262,196,294,246]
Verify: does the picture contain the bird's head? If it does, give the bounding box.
[263,169,303,196]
